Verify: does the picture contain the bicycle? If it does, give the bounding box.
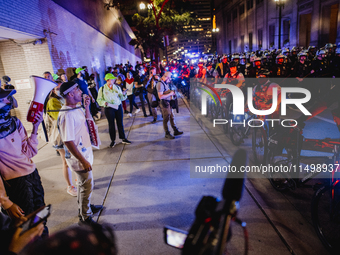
[306,138,340,254]
[163,149,248,255]
[228,105,269,164]
[266,132,340,254]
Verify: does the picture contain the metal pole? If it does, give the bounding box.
[278,4,282,49]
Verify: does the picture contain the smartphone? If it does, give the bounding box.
[19,204,51,235]
[163,226,188,249]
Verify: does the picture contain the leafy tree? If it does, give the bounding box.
[129,0,197,66]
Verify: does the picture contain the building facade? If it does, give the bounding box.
[214,0,340,54]
[167,0,213,61]
[0,0,141,130]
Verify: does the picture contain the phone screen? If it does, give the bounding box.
[164,226,187,249]
[20,205,51,234]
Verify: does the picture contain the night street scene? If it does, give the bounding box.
[2,0,340,254]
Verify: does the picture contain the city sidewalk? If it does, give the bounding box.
[33,95,328,255]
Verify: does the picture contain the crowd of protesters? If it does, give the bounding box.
[0,59,185,254]
[2,41,339,254]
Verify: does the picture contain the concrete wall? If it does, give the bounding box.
[0,0,141,130]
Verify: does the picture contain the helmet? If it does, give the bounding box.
[276,54,285,64]
[249,54,256,62]
[253,57,261,67]
[282,48,290,55]
[336,48,340,54]
[298,52,307,58]
[325,43,333,49]
[231,54,240,61]
[308,46,316,51]
[317,49,327,56]
[291,47,298,52]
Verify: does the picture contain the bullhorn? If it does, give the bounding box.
[27,75,57,141]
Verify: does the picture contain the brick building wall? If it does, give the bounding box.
[0,0,141,130]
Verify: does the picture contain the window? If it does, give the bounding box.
[234,38,238,52]
[269,25,275,47]
[247,0,253,10]
[241,35,245,52]
[249,33,253,51]
[240,4,245,15]
[258,29,263,49]
[227,12,231,23]
[283,20,290,45]
[233,9,237,19]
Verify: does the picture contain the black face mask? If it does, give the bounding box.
[0,104,11,122]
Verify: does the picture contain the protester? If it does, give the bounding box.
[0,88,48,236]
[46,79,77,197]
[134,67,152,118]
[58,81,103,225]
[124,71,140,117]
[0,195,44,255]
[115,76,128,114]
[156,72,183,139]
[97,73,131,148]
[144,66,160,124]
[22,222,117,255]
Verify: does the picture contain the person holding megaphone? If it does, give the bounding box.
[0,87,49,237]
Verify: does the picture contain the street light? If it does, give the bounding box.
[275,0,286,49]
[140,2,146,10]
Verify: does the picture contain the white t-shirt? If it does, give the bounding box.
[58,106,93,171]
[125,80,134,96]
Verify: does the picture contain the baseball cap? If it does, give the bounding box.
[60,81,78,97]
[75,67,85,74]
[104,73,117,81]
[0,88,16,99]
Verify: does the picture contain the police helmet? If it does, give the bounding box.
[325,43,333,49]
[282,48,290,55]
[231,54,240,60]
[291,47,298,52]
[298,52,307,58]
[317,49,327,56]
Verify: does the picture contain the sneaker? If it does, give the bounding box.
[128,113,132,117]
[90,204,103,214]
[144,114,148,117]
[122,139,131,144]
[174,129,184,136]
[67,185,77,197]
[165,132,175,139]
[151,119,157,124]
[110,141,116,148]
[79,216,96,226]
[135,109,141,114]
[124,110,129,114]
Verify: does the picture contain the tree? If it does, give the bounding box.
[129,0,197,67]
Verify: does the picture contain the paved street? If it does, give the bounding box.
[33,94,331,255]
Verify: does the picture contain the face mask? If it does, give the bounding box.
[0,104,12,123]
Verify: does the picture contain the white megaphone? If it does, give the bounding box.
[27,75,57,123]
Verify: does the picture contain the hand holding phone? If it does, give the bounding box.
[18,204,51,235]
[8,222,44,254]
